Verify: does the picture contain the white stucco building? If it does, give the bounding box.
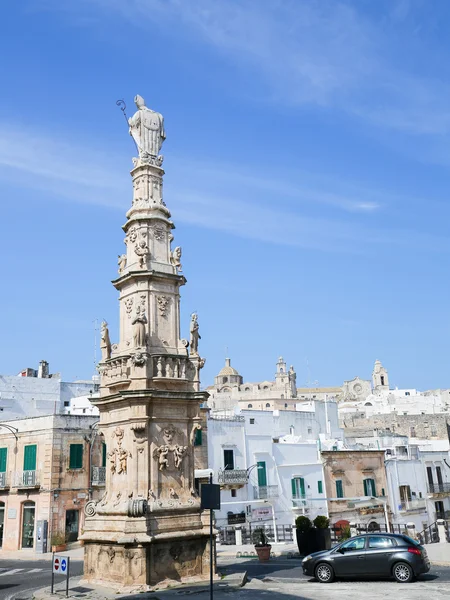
[205,402,343,536]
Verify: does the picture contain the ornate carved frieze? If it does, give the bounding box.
[156,295,170,317]
[124,297,134,318]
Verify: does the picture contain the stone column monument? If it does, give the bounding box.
[82,95,209,591]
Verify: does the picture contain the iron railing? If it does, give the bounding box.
[218,469,248,485]
[254,485,278,500]
[428,483,450,494]
[91,466,106,486]
[13,470,39,488]
[399,498,426,512]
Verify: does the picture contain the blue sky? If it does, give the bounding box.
[2,0,450,390]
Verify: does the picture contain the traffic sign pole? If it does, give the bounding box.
[51,552,54,595]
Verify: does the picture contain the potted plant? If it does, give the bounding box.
[309,515,331,552]
[295,515,312,556]
[51,531,67,552]
[252,527,271,562]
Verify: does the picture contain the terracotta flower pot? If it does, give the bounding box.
[52,544,67,552]
[255,544,271,562]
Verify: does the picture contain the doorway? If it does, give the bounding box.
[0,502,4,547]
[65,510,79,542]
[21,502,35,548]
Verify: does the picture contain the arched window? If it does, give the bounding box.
[280,368,284,373]
[245,387,250,391]
[290,426,295,435]
[248,404,253,409]
[263,386,269,390]
[265,403,270,408]
[365,402,372,406]
[222,377,228,384]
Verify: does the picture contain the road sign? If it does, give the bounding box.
[52,556,60,573]
[52,554,70,597]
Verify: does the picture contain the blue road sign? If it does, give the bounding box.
[61,559,67,573]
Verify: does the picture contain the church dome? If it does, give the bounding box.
[218,358,240,376]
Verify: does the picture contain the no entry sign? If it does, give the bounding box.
[52,554,70,597]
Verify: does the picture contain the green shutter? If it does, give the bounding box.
[318,480,323,494]
[194,429,202,446]
[69,444,83,469]
[23,445,37,471]
[291,478,297,498]
[370,479,377,497]
[363,479,368,496]
[102,443,107,468]
[257,461,267,487]
[336,480,343,498]
[0,448,7,473]
[300,477,305,498]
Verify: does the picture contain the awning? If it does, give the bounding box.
[195,469,214,479]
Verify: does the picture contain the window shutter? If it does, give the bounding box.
[69,444,83,469]
[300,477,305,498]
[291,478,297,498]
[363,479,368,496]
[318,480,323,494]
[371,479,377,497]
[257,461,267,487]
[23,445,37,471]
[0,448,7,473]
[194,429,202,446]
[102,443,107,468]
[336,480,343,498]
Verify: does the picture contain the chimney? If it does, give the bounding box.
[38,360,49,379]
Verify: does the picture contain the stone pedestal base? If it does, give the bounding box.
[83,534,211,591]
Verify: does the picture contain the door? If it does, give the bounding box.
[435,500,445,520]
[65,510,79,542]
[427,466,434,490]
[436,466,443,490]
[0,502,4,548]
[223,450,234,471]
[257,461,267,486]
[21,502,35,548]
[332,536,366,576]
[365,535,398,575]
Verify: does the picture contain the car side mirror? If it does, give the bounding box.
[338,547,346,554]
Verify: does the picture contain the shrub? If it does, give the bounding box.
[339,524,351,540]
[313,515,330,529]
[252,527,270,547]
[295,515,312,532]
[51,531,66,546]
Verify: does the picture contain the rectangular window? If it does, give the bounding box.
[291,477,305,499]
[23,445,37,471]
[399,484,412,503]
[223,449,234,471]
[318,480,323,494]
[436,466,443,485]
[194,428,202,446]
[427,466,434,486]
[0,448,7,473]
[336,479,344,498]
[250,418,255,425]
[231,489,237,498]
[102,443,107,468]
[363,478,377,497]
[257,461,267,487]
[69,444,83,469]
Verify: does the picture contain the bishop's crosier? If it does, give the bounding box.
[81,95,210,591]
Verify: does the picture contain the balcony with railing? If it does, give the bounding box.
[292,494,307,509]
[13,470,39,489]
[91,466,106,486]
[0,472,9,489]
[428,483,450,495]
[254,485,279,500]
[399,498,427,512]
[217,469,248,487]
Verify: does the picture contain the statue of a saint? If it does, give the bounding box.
[189,313,201,356]
[128,95,166,158]
[170,246,182,271]
[100,320,111,360]
[132,306,148,348]
[118,254,127,275]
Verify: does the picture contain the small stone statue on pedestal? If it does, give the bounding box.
[170,246,182,271]
[189,313,201,356]
[132,306,147,348]
[100,321,111,360]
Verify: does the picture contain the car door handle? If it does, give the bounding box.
[358,556,365,559]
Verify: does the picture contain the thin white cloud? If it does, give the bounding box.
[0,123,443,253]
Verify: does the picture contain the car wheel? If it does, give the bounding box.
[393,562,414,583]
[315,562,334,583]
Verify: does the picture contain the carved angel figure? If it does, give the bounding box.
[173,445,188,469]
[154,445,170,471]
[118,447,131,474]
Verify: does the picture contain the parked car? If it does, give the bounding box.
[302,533,430,583]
